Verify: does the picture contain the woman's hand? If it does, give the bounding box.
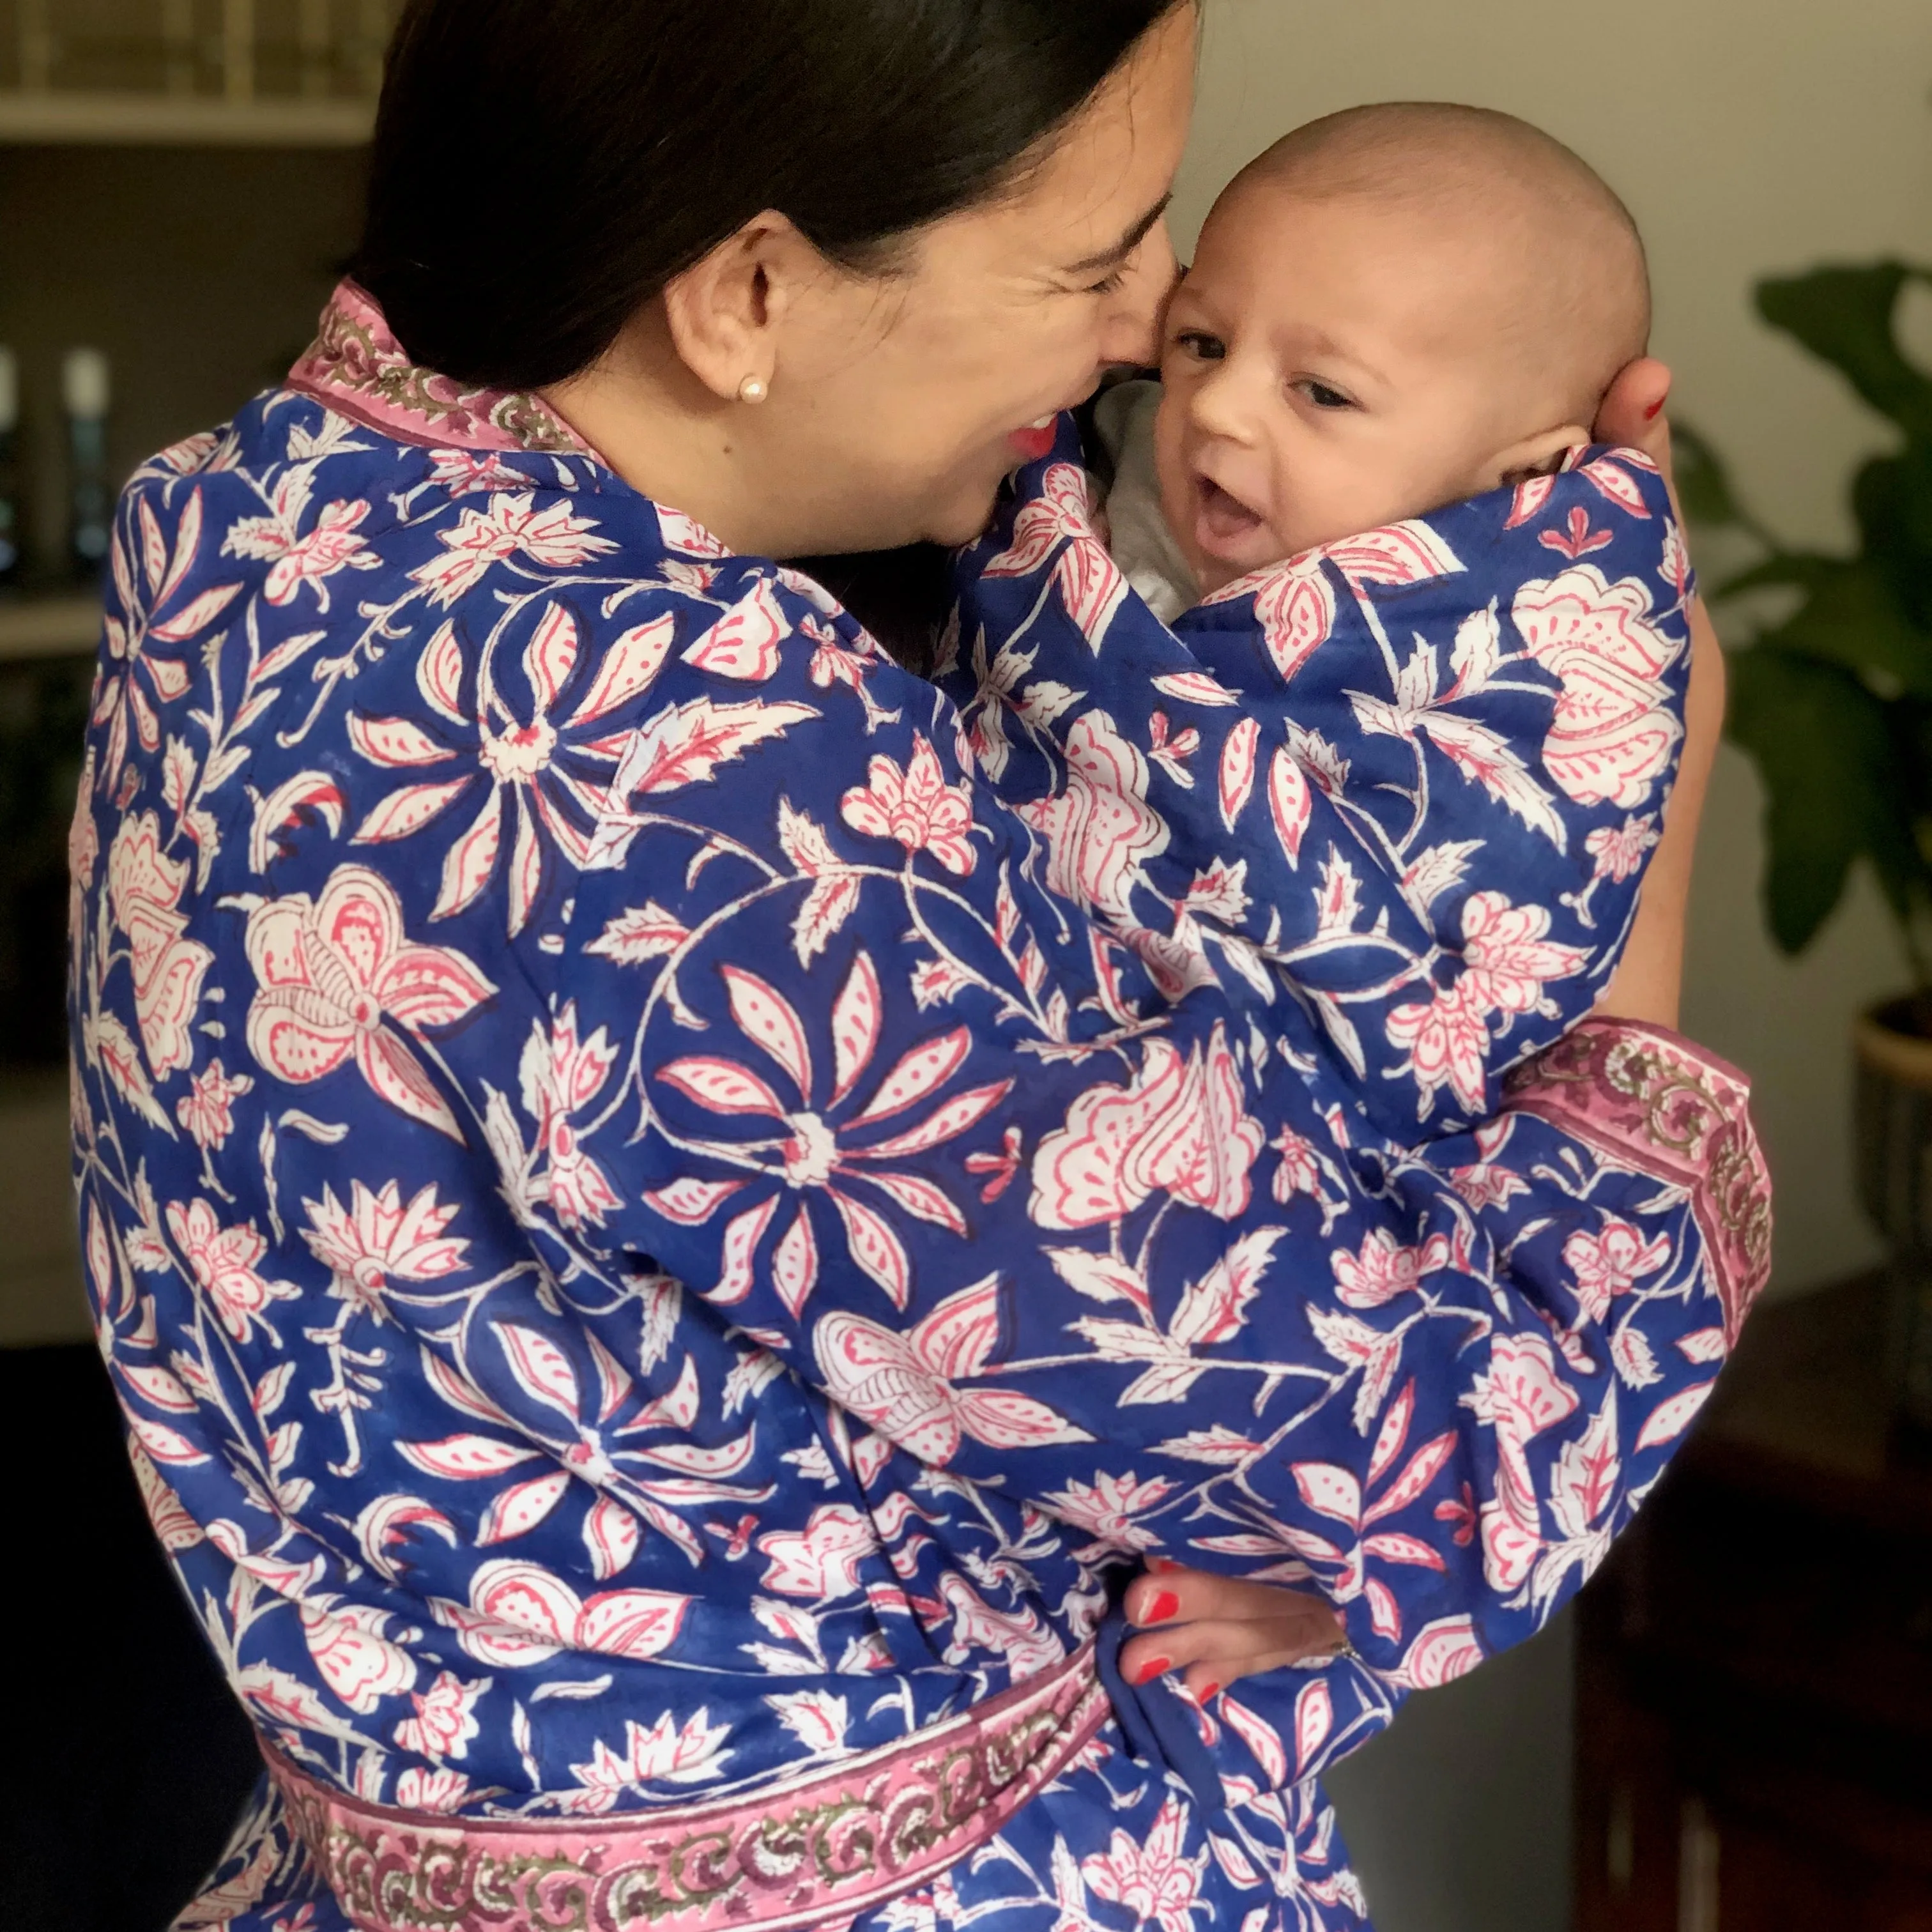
[1590,357,1725,1033]
[1119,1563,1350,1701]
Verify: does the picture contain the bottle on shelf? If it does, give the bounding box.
[0,348,20,594]
[63,347,113,589]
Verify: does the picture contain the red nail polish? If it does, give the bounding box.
[1643,397,1666,420]
[1196,1680,1222,1703]
[1131,1654,1172,1687]
[1149,1555,1182,1574]
[1143,1590,1180,1625]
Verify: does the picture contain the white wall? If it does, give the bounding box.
[1174,6,1932,1927]
[1177,0,1932,1299]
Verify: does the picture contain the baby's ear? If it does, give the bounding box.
[1485,424,1592,493]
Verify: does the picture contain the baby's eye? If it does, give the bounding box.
[1296,379,1358,411]
[1174,330,1227,362]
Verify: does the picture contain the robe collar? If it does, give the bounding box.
[287,279,600,461]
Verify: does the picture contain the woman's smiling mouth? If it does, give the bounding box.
[1008,414,1060,461]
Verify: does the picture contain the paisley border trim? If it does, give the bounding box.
[286,280,599,459]
[266,1640,1108,1932]
[1504,1018,1772,1344]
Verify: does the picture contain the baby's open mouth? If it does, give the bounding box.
[1193,474,1266,553]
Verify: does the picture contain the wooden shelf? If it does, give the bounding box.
[0,89,372,146]
[0,595,100,663]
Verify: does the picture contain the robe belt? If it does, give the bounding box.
[265,1639,1108,1932]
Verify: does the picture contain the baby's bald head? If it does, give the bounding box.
[1228,102,1650,425]
[1154,103,1655,587]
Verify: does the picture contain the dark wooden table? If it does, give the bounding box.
[1574,1273,1932,1931]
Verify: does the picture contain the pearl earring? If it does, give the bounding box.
[737,375,769,404]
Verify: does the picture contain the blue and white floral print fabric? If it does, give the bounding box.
[946,418,1695,1138]
[70,287,1765,1932]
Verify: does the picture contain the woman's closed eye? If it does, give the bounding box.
[1294,377,1358,411]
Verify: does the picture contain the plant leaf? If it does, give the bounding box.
[1755,261,1932,441]
[1727,645,1924,954]
[1718,555,1932,698]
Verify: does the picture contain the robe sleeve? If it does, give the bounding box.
[942,438,1695,1146]
[557,564,1768,1714]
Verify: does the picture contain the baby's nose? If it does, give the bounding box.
[1186,357,1262,442]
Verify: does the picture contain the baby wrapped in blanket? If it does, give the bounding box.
[945,103,1692,1146]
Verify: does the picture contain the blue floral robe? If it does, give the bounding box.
[68,284,1769,1932]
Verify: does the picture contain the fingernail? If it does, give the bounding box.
[1149,1555,1183,1573]
[1131,1654,1171,1686]
[1142,1590,1180,1625]
[1196,1679,1222,1703]
[1644,397,1666,420]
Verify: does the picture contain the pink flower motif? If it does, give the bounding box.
[1038,1469,1176,1554]
[348,599,702,934]
[440,1558,692,1671]
[1585,813,1660,884]
[1330,1229,1453,1310]
[1052,534,1128,646]
[518,1004,622,1229]
[565,1710,733,1810]
[300,1178,469,1317]
[107,813,214,1078]
[652,951,1009,1311]
[176,1058,252,1151]
[243,863,496,1142]
[1081,1797,1210,1932]
[263,500,380,609]
[95,489,227,793]
[1465,1331,1580,1589]
[1512,565,1684,809]
[756,1503,880,1598]
[1271,1126,1325,1205]
[1386,979,1493,1117]
[1448,1119,1527,1211]
[392,1767,470,1814]
[68,758,99,892]
[1459,892,1586,1016]
[298,1600,418,1715]
[1397,1615,1485,1689]
[1562,1218,1673,1326]
[813,1276,1089,1468]
[221,472,383,611]
[1388,896,1583,1117]
[839,734,977,876]
[1018,712,1168,925]
[391,1669,487,1761]
[427,448,532,495]
[409,491,618,608]
[1029,1025,1263,1230]
[164,1197,300,1342]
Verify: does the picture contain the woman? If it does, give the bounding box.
[72,4,1765,1928]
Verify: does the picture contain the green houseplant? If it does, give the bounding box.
[1682,260,1932,1426]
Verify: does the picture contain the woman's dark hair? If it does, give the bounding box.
[354,0,1185,391]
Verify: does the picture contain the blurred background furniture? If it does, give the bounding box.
[1575,1273,1932,1931]
[0,0,387,1349]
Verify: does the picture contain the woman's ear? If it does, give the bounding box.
[659,211,804,404]
[1484,422,1593,493]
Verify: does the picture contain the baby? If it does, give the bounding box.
[946,103,1690,1141]
[1103,100,1654,619]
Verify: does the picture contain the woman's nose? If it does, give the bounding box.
[1098,218,1179,369]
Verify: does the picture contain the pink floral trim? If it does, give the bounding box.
[286,280,599,460]
[1504,1019,1771,1344]
[268,1640,1108,1932]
